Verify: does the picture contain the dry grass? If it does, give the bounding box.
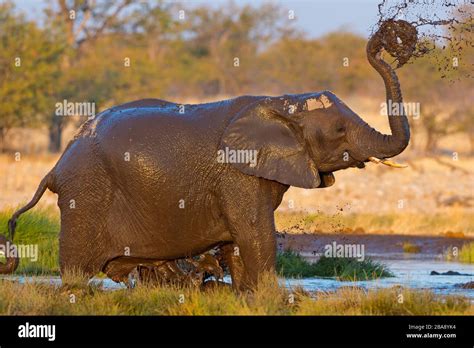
[280,156,474,217]
[275,210,474,236]
[0,274,471,315]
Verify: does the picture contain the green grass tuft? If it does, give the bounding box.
[276,250,393,281]
[402,242,421,253]
[0,207,60,275]
[458,243,474,263]
[446,242,474,264]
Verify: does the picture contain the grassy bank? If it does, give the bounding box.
[277,250,393,280]
[0,275,471,315]
[458,243,474,263]
[446,242,474,264]
[0,207,59,275]
[275,211,474,236]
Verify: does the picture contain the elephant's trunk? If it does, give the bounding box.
[358,20,416,159]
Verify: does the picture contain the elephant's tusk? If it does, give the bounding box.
[368,156,408,168]
[380,159,408,168]
[368,156,382,164]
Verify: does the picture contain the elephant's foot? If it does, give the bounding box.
[103,257,142,283]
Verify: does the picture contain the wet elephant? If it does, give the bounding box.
[1,20,415,291]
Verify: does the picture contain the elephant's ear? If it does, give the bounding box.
[219,103,321,189]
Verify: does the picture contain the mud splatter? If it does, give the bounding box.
[376,0,473,80]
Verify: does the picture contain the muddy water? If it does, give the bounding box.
[276,233,474,299]
[284,257,474,299]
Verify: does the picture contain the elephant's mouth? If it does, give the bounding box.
[346,152,366,169]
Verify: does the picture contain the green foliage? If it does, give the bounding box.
[276,250,393,280]
[0,208,60,275]
[449,243,474,264]
[276,250,319,278]
[0,2,64,149]
[458,243,474,263]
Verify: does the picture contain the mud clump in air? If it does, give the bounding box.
[376,0,473,79]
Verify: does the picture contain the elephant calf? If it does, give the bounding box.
[1,20,413,291]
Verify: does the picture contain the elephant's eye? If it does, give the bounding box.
[336,126,345,133]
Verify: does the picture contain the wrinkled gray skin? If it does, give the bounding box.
[1,21,411,291]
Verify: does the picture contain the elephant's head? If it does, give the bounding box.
[220,20,414,189]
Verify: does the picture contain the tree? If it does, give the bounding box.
[45,0,135,152]
[0,2,64,152]
[186,2,294,96]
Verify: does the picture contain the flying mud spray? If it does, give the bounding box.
[375,0,473,79]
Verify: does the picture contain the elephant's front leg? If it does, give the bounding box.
[220,243,245,291]
[219,180,277,291]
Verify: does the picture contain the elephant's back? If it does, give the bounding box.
[62,94,269,193]
[67,97,251,196]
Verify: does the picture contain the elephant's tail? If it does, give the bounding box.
[0,171,54,274]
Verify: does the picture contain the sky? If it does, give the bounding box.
[14,0,382,39]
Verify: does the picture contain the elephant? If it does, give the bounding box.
[1,20,415,291]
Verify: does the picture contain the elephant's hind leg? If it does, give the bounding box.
[58,201,111,280]
[56,173,113,280]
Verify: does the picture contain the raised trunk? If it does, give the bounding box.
[360,21,413,159]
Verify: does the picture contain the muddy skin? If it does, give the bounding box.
[1,20,416,291]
